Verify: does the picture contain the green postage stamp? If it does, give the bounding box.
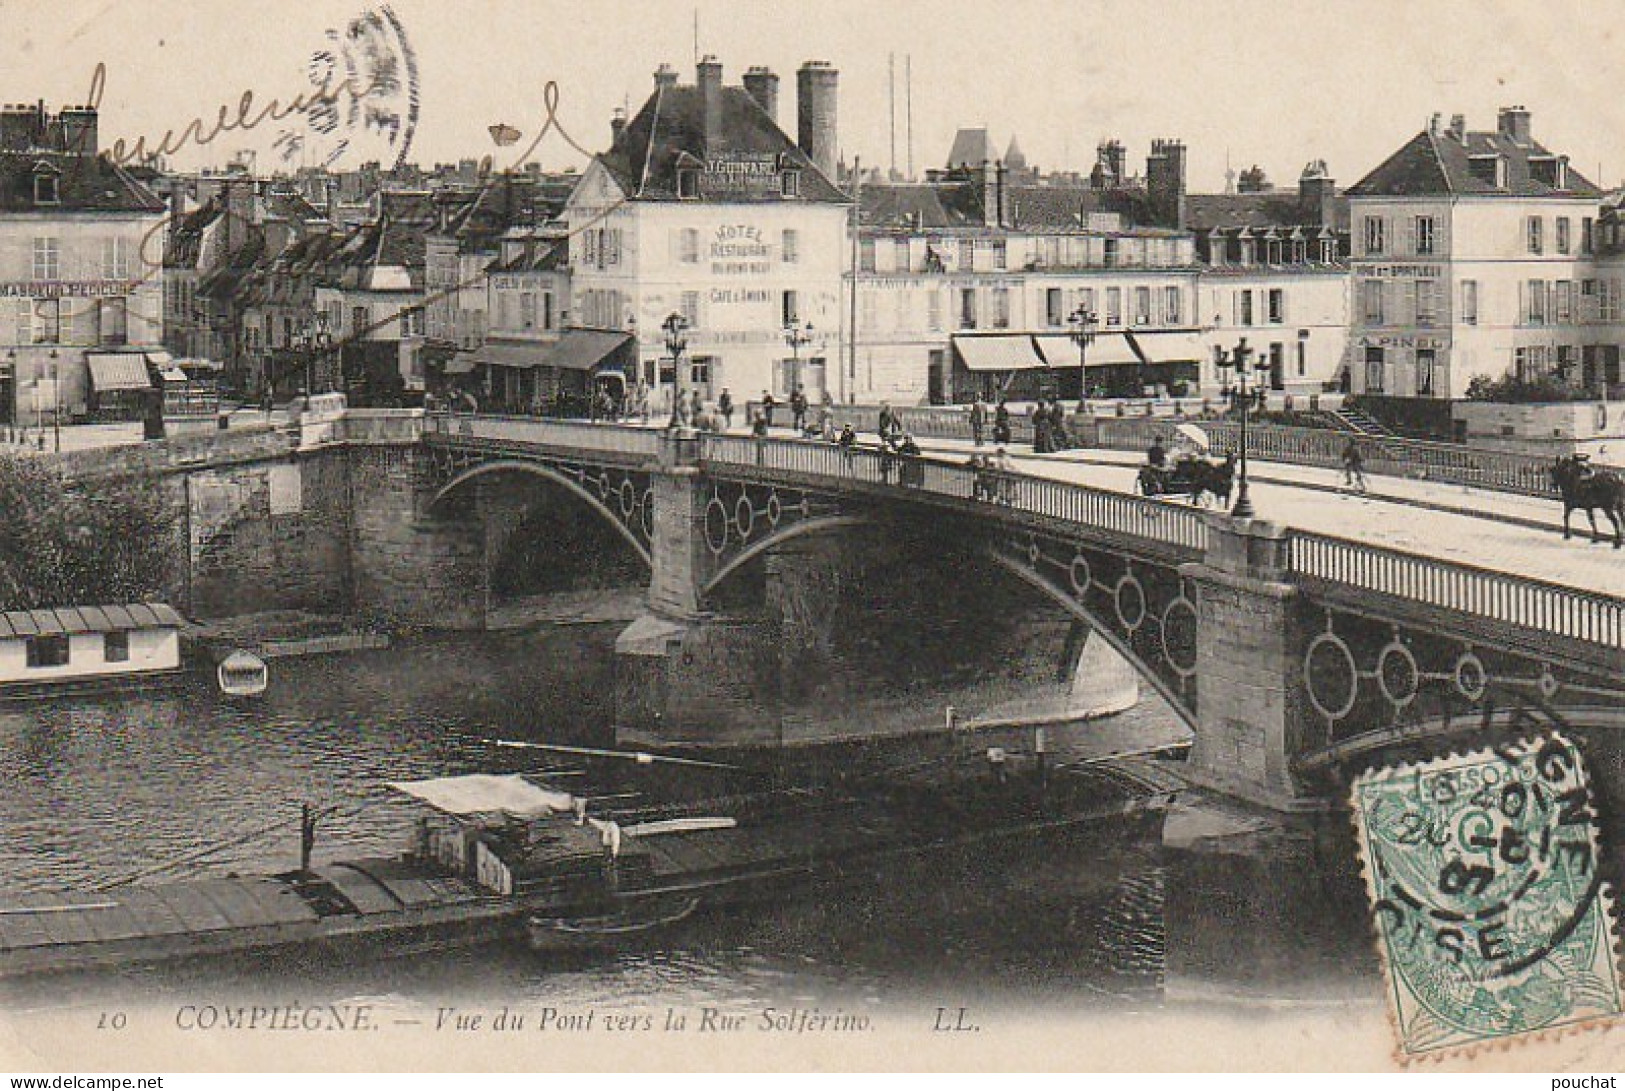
[1351,733,1624,1059]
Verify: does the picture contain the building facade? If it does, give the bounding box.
[563,59,850,407]
[1346,108,1609,402]
[0,101,165,425]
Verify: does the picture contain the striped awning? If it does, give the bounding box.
[86,352,151,392]
[1034,333,1141,368]
[1126,330,1206,364]
[953,334,1044,372]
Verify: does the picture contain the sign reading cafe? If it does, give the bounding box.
[0,281,136,299]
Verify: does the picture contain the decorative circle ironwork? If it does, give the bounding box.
[619,480,637,519]
[703,496,730,554]
[1028,537,1042,567]
[1160,596,1199,677]
[798,496,811,516]
[1068,553,1093,598]
[1305,632,1359,722]
[597,472,611,498]
[639,488,654,540]
[766,491,783,528]
[734,494,756,540]
[1539,667,1559,700]
[1114,573,1147,632]
[1454,651,1487,703]
[1376,639,1420,709]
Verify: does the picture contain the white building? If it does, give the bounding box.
[1345,107,1608,403]
[563,59,850,406]
[0,102,165,425]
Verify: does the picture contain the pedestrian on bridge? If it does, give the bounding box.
[762,390,777,429]
[1342,439,1367,493]
[993,400,1011,446]
[790,385,809,434]
[718,388,734,430]
[969,397,987,447]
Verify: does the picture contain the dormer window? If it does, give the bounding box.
[780,170,800,198]
[32,165,59,206]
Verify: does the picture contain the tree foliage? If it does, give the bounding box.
[0,454,178,611]
[1463,373,1595,403]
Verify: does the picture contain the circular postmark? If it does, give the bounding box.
[1352,734,1613,1053]
[279,6,420,171]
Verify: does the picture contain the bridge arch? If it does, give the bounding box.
[428,459,652,570]
[700,514,873,602]
[987,548,1198,731]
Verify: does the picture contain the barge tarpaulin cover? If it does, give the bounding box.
[386,774,576,821]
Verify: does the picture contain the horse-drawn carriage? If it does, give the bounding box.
[1137,455,1235,505]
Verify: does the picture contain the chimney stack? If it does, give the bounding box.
[697,55,723,156]
[1146,139,1188,229]
[797,61,839,180]
[58,106,98,156]
[743,66,780,123]
[610,106,627,144]
[1449,114,1467,142]
[0,104,38,152]
[1298,160,1335,226]
[1497,105,1532,146]
[653,63,678,92]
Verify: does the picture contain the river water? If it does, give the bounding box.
[0,624,1352,1021]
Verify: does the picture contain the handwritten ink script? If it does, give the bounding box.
[97,5,418,171]
[1351,732,1624,1060]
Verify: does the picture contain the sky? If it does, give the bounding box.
[5,0,1625,192]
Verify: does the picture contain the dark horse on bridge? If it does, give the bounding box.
[1551,455,1625,548]
[1138,453,1236,507]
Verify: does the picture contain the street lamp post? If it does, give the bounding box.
[310,310,332,395]
[663,312,689,431]
[782,320,814,399]
[1213,336,1269,519]
[50,349,59,453]
[1067,307,1098,403]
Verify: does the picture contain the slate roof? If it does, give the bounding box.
[597,83,845,203]
[1347,129,1601,198]
[946,128,994,170]
[1185,192,1350,232]
[0,150,165,214]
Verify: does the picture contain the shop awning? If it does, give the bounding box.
[443,352,479,376]
[1125,330,1206,364]
[86,352,151,392]
[1034,333,1141,368]
[471,340,547,370]
[158,367,190,383]
[144,351,174,367]
[545,329,632,373]
[953,334,1044,372]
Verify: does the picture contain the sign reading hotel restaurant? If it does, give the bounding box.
[699,153,782,200]
[710,223,772,276]
[0,281,137,298]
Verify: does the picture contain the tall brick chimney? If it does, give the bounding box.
[58,106,98,156]
[0,104,39,151]
[1498,105,1532,146]
[1146,138,1188,229]
[743,66,780,124]
[653,63,679,92]
[1298,160,1335,226]
[797,61,838,180]
[697,56,723,157]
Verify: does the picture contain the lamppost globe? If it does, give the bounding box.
[1214,336,1266,519]
[1067,308,1097,402]
[663,312,689,430]
[782,320,814,398]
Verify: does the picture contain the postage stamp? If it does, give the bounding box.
[1351,733,1624,1060]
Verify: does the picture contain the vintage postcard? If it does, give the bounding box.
[0,0,1622,1074]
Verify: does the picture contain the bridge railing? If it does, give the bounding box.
[424,411,662,459]
[699,434,1209,553]
[1287,529,1625,647]
[1097,417,1564,496]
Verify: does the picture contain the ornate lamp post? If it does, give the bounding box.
[663,311,689,431]
[1213,336,1269,519]
[1067,307,1098,402]
[50,349,59,453]
[782,320,814,398]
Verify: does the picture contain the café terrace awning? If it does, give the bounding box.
[470,331,632,373]
[1125,330,1207,364]
[1034,333,1141,368]
[86,352,152,392]
[952,334,1045,372]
